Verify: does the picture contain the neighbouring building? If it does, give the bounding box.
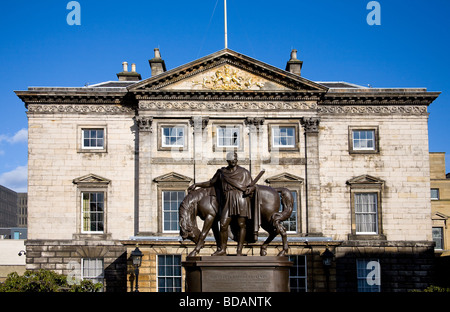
[15,48,440,292]
[0,185,18,228]
[17,193,28,228]
[430,152,450,254]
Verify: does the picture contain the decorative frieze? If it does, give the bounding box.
[27,104,134,114]
[139,101,317,111]
[319,105,428,115]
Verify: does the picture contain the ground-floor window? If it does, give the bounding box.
[82,258,104,291]
[288,255,307,292]
[356,258,381,292]
[158,255,182,292]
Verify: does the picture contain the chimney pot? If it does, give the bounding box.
[285,49,303,76]
[149,48,166,77]
[290,49,298,60]
[154,48,161,59]
[117,61,141,81]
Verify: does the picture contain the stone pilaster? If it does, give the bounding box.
[136,116,153,235]
[301,117,322,235]
[245,117,265,176]
[189,116,209,183]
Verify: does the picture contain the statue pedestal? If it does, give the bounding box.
[182,256,293,292]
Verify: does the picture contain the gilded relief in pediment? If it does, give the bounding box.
[162,64,289,91]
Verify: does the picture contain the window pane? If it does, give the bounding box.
[217,127,239,147]
[158,255,182,292]
[357,259,381,292]
[162,191,185,232]
[433,227,443,249]
[273,127,295,147]
[355,193,377,234]
[82,129,104,149]
[431,189,439,200]
[162,126,185,147]
[82,192,104,233]
[288,255,307,292]
[352,130,375,151]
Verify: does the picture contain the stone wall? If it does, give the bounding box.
[27,112,136,240]
[319,115,432,241]
[25,239,127,292]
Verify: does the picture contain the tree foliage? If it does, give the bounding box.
[0,269,102,292]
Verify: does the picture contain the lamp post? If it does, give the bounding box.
[321,247,334,292]
[130,245,143,292]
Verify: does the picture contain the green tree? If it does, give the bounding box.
[0,269,102,292]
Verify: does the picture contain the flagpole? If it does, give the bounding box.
[224,0,228,49]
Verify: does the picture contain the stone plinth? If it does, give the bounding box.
[182,256,292,292]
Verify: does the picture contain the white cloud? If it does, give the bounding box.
[0,128,28,144]
[0,165,27,192]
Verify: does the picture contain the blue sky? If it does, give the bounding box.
[0,0,449,192]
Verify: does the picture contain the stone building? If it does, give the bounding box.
[0,185,18,228]
[430,152,450,255]
[15,48,440,292]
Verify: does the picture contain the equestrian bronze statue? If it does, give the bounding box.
[179,152,294,257]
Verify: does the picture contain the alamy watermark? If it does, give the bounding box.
[367,1,381,26]
[67,261,81,285]
[66,1,81,26]
[366,260,381,286]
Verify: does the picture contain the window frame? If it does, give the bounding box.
[354,192,378,235]
[431,188,440,200]
[432,227,444,250]
[157,254,182,292]
[265,173,303,234]
[81,191,105,234]
[157,123,189,151]
[78,125,107,153]
[212,123,244,152]
[217,126,240,148]
[81,258,104,290]
[288,255,307,292]
[281,190,299,233]
[356,258,381,292]
[161,190,185,233]
[268,123,300,152]
[348,126,379,154]
[347,175,385,240]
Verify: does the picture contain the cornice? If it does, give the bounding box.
[133,90,324,102]
[320,91,440,106]
[14,89,133,107]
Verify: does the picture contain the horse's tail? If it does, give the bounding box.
[271,187,294,228]
[179,191,201,243]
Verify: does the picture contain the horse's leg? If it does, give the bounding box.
[275,221,288,256]
[211,218,221,251]
[188,214,215,257]
[260,231,277,256]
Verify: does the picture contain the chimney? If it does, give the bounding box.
[116,61,141,81]
[285,49,303,76]
[148,48,166,77]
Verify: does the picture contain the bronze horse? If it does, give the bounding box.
[179,185,294,257]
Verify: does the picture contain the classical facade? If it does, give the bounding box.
[15,48,440,292]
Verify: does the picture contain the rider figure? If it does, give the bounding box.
[188,152,255,256]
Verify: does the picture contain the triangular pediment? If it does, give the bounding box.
[73,173,111,186]
[129,49,328,93]
[153,172,192,183]
[346,175,384,185]
[265,172,304,184]
[432,212,449,221]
